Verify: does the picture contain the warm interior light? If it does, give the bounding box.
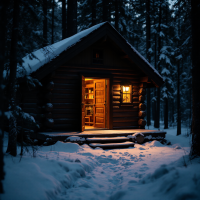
[96,53,99,58]
[123,86,129,92]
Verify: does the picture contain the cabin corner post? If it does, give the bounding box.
[44,77,54,131]
[138,83,147,129]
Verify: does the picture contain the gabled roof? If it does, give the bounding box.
[20,22,164,87]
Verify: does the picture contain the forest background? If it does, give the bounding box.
[0,0,199,194]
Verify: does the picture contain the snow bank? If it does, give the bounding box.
[2,127,197,200]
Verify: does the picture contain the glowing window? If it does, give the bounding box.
[122,85,131,103]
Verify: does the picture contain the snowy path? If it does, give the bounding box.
[55,138,190,200]
[3,127,198,200]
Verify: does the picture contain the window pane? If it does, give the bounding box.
[123,93,131,103]
[123,86,130,93]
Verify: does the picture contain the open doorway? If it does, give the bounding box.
[83,78,109,130]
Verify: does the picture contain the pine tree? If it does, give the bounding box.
[43,0,48,46]
[6,0,20,157]
[0,0,8,193]
[190,0,200,157]
[62,0,66,39]
[92,0,96,26]
[67,0,77,37]
[146,0,151,127]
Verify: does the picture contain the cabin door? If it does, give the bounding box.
[94,79,106,128]
[81,75,85,131]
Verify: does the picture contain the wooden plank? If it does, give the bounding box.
[53,78,79,84]
[139,83,147,88]
[51,98,79,103]
[133,97,139,102]
[113,91,120,96]
[52,113,78,119]
[53,89,76,94]
[113,108,139,112]
[113,117,139,122]
[140,77,151,83]
[89,142,134,149]
[113,126,139,129]
[113,121,138,127]
[52,93,78,99]
[113,112,138,117]
[109,76,113,129]
[113,101,120,105]
[52,124,77,130]
[113,96,121,100]
[54,118,78,124]
[53,103,77,109]
[94,79,105,128]
[113,85,121,91]
[53,83,79,89]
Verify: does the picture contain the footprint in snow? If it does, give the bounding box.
[139,166,149,172]
[139,154,145,157]
[142,163,147,166]
[139,147,146,150]
[79,183,91,188]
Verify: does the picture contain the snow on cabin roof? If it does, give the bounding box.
[17,22,163,83]
[18,22,106,76]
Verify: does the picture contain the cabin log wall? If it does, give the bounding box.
[50,71,80,131]
[138,82,147,129]
[19,39,150,132]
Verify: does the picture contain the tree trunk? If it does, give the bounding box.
[164,98,168,129]
[92,0,96,26]
[103,0,108,22]
[6,0,20,157]
[67,0,77,37]
[190,0,200,157]
[153,0,157,128]
[115,0,119,31]
[43,0,48,47]
[154,1,161,129]
[177,61,181,135]
[51,0,55,44]
[146,0,151,126]
[177,11,181,135]
[62,0,66,39]
[0,0,7,193]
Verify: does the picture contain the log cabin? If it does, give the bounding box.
[17,22,164,133]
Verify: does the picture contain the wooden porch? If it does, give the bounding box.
[31,129,167,149]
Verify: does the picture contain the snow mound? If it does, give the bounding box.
[45,141,81,153]
[66,136,86,142]
[144,140,164,147]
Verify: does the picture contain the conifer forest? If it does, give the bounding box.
[0,0,200,197]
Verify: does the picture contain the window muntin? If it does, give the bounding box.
[122,85,131,103]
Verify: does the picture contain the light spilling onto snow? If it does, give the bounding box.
[2,126,199,200]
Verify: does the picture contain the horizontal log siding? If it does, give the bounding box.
[42,40,145,131]
[112,77,140,129]
[51,71,80,131]
[16,88,42,129]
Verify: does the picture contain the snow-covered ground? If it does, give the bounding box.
[1,126,200,200]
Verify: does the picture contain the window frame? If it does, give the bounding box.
[121,85,132,104]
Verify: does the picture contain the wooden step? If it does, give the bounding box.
[86,137,130,143]
[89,142,135,149]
